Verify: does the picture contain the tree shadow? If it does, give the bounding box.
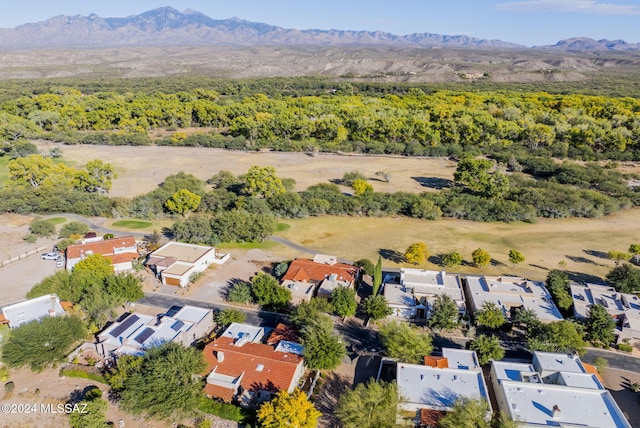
[566,255,605,266]
[315,372,351,427]
[161,226,175,239]
[490,258,505,267]
[529,264,549,271]
[378,248,404,263]
[335,319,382,353]
[564,271,605,284]
[432,334,468,352]
[583,249,609,260]
[411,176,453,190]
[428,255,443,265]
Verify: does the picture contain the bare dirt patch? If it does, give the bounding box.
[0,214,58,262]
[31,141,457,198]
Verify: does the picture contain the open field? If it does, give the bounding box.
[31,140,458,198]
[104,218,173,233]
[272,209,640,282]
[111,219,153,229]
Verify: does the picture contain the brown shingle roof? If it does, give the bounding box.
[281,258,359,284]
[66,236,137,261]
[202,337,302,399]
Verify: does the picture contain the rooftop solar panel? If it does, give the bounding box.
[171,320,185,331]
[110,314,140,338]
[134,327,155,344]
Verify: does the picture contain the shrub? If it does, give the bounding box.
[618,343,633,353]
[5,381,15,393]
[59,368,107,384]
[197,397,251,422]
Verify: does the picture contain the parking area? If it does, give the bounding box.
[0,254,58,306]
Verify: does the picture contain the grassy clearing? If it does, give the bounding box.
[111,219,153,229]
[44,217,67,225]
[272,209,640,282]
[217,240,281,250]
[276,222,291,232]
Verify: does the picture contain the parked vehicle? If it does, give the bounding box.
[41,252,60,260]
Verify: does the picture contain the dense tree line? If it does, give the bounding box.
[2,87,640,160]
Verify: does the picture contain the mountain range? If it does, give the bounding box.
[0,6,638,51]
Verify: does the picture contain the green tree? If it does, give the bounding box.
[119,342,206,419]
[242,165,286,199]
[355,258,375,276]
[301,316,345,370]
[585,304,615,345]
[256,389,320,428]
[1,316,86,371]
[379,320,433,363]
[475,302,506,330]
[372,255,382,296]
[453,157,509,198]
[438,397,491,428]
[545,270,573,313]
[105,354,144,392]
[165,189,201,217]
[442,251,463,268]
[472,248,491,268]
[341,170,367,187]
[362,295,392,321]
[77,159,115,194]
[512,307,540,333]
[251,272,291,310]
[59,221,89,238]
[273,261,290,279]
[606,264,640,293]
[428,294,460,330]
[469,334,505,365]
[227,281,253,304]
[290,298,334,328]
[29,218,56,238]
[331,286,357,318]
[528,320,586,355]
[335,380,399,428]
[68,397,109,428]
[508,249,525,265]
[215,309,246,328]
[404,242,429,265]
[629,244,640,263]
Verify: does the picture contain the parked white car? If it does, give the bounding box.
[41,252,60,260]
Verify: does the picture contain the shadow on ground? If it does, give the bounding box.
[412,176,453,190]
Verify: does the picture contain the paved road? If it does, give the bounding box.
[139,292,288,328]
[584,348,640,373]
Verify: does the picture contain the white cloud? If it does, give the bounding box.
[497,0,640,15]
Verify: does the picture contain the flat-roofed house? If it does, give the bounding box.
[0,294,66,328]
[396,348,491,426]
[383,269,465,321]
[464,275,562,323]
[146,242,229,287]
[571,282,640,344]
[66,236,138,272]
[96,305,213,358]
[491,351,630,428]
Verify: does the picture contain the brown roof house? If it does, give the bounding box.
[66,236,138,272]
[202,323,305,407]
[146,242,229,287]
[280,254,361,303]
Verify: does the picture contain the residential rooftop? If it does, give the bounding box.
[397,362,490,412]
[500,380,630,427]
[465,275,563,322]
[151,241,216,264]
[220,322,265,343]
[401,269,464,301]
[0,294,66,328]
[533,351,586,375]
[442,348,480,371]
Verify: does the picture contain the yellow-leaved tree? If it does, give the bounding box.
[256,389,321,428]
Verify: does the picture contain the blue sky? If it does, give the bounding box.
[0,0,638,46]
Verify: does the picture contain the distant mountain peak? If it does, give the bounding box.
[0,8,635,51]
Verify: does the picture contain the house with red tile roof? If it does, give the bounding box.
[65,236,138,272]
[202,336,305,406]
[280,255,361,303]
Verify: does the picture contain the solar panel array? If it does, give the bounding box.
[110,314,140,338]
[134,327,155,344]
